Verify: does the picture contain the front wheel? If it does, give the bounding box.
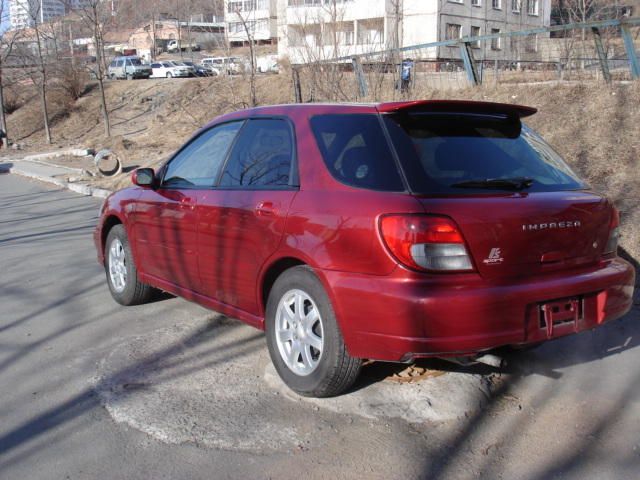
[105,225,155,306]
[265,266,361,397]
[166,72,173,78]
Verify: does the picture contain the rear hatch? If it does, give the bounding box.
[412,192,611,279]
[381,101,614,279]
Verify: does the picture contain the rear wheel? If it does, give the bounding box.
[105,225,155,306]
[265,266,361,397]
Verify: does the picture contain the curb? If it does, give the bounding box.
[1,164,112,199]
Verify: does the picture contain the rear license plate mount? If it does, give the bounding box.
[539,297,583,337]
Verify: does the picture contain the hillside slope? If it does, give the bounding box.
[3,76,639,267]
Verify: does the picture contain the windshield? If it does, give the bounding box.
[128,58,142,66]
[383,113,585,194]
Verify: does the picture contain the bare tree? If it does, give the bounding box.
[232,7,257,107]
[64,0,112,137]
[20,3,54,144]
[0,4,23,143]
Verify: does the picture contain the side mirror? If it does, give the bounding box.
[132,168,156,188]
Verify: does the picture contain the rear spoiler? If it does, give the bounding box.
[376,100,537,118]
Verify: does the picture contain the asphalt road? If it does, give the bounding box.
[1,173,639,480]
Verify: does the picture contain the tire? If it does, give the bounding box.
[166,72,173,78]
[265,266,362,397]
[104,225,155,306]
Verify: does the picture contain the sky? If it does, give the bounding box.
[1,0,9,33]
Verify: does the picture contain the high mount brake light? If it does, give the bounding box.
[379,214,474,272]
[604,206,620,255]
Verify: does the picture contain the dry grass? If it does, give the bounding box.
[3,75,639,264]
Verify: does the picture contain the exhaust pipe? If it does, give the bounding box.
[442,353,505,369]
[474,354,504,368]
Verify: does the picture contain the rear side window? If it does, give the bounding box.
[384,113,584,194]
[310,114,404,192]
[163,122,243,188]
[219,118,294,188]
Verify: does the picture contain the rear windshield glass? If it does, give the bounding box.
[310,114,404,192]
[383,113,584,194]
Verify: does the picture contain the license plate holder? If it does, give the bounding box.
[539,297,582,337]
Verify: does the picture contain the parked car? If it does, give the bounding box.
[166,60,196,77]
[108,56,152,80]
[149,61,191,78]
[94,100,635,398]
[201,56,242,75]
[183,61,213,77]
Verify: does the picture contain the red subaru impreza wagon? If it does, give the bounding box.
[94,100,635,397]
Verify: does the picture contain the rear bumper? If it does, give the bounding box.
[324,257,635,362]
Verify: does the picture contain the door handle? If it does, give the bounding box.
[179,197,195,210]
[255,201,275,217]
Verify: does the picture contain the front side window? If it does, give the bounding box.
[383,113,585,195]
[310,114,404,192]
[163,122,244,188]
[219,119,294,188]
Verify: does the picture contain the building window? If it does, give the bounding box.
[525,34,537,52]
[527,0,539,15]
[511,0,520,12]
[445,23,462,41]
[491,28,501,50]
[357,18,384,45]
[470,26,481,48]
[492,0,501,9]
[472,0,481,6]
[322,22,355,46]
[448,0,464,4]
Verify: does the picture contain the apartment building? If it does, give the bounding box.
[224,0,279,45]
[9,0,65,29]
[278,0,550,64]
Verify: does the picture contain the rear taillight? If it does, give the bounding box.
[379,214,474,272]
[604,206,620,255]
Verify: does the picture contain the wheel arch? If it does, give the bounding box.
[101,214,124,258]
[260,257,307,316]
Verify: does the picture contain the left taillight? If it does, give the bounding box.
[604,206,620,255]
[379,214,475,273]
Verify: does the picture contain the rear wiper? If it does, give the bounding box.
[450,177,533,190]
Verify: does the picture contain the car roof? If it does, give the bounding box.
[205,100,536,128]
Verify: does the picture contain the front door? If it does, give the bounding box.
[131,121,244,292]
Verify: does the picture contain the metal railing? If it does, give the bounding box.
[291,17,640,99]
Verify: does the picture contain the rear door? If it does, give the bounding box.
[197,118,298,315]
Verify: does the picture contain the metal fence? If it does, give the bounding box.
[291,17,640,102]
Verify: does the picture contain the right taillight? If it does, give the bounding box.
[604,206,620,255]
[379,214,474,272]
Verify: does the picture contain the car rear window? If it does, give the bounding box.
[383,113,584,194]
[310,114,404,192]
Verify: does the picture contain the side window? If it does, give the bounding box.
[151,63,160,68]
[219,118,294,188]
[310,114,405,191]
[163,122,244,188]
[109,60,117,68]
[117,60,124,67]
